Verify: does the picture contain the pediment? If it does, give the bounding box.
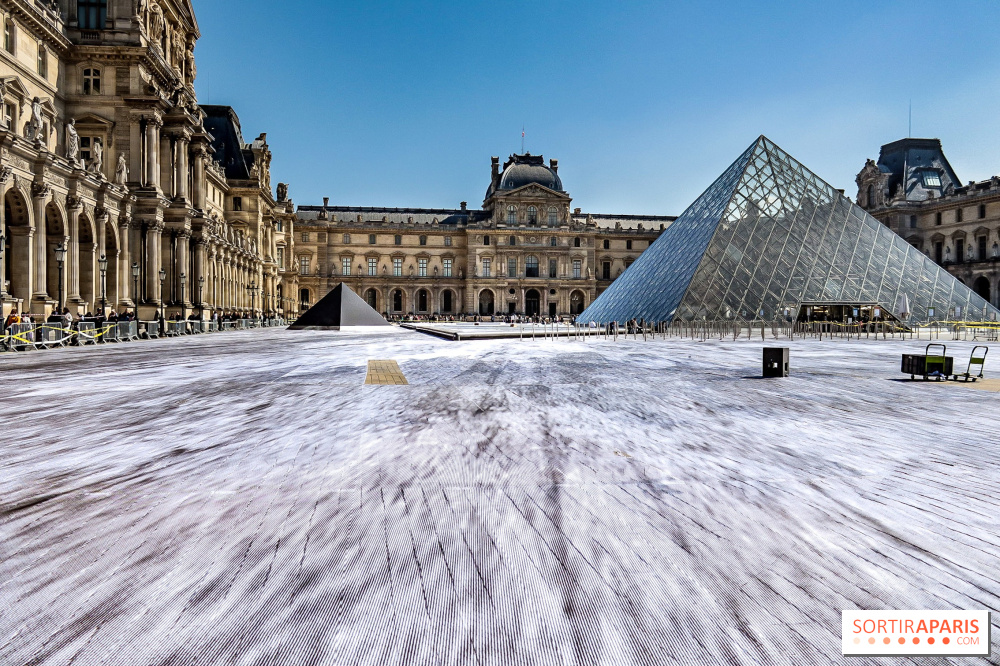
[498,183,570,200]
[0,77,30,101]
[72,112,114,129]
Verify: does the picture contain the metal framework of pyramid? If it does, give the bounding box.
[288,283,390,330]
[581,136,1000,324]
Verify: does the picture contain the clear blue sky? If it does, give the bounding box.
[193,0,1000,215]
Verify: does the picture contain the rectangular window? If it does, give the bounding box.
[979,204,987,219]
[935,212,942,226]
[369,234,376,244]
[934,241,943,264]
[275,220,282,232]
[444,236,452,246]
[37,45,47,79]
[233,197,242,211]
[549,259,557,278]
[301,232,309,242]
[317,233,326,242]
[368,258,378,276]
[276,247,284,270]
[956,242,965,263]
[4,103,14,128]
[922,171,941,188]
[393,258,402,276]
[3,20,14,55]
[299,256,310,275]
[482,258,491,277]
[507,258,517,277]
[78,0,107,30]
[602,261,611,280]
[956,208,963,223]
[979,236,988,261]
[418,258,427,277]
[572,259,581,279]
[343,233,351,243]
[909,215,917,229]
[626,239,633,250]
[342,257,351,276]
[443,258,452,277]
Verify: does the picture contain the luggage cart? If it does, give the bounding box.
[901,343,953,381]
[953,346,988,382]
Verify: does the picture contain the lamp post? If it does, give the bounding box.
[248,280,258,324]
[131,262,140,311]
[0,230,6,297]
[54,243,66,311]
[98,253,108,315]
[158,267,166,320]
[198,275,205,316]
[179,272,187,321]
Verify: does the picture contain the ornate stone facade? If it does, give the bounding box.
[858,138,1000,309]
[294,153,672,318]
[0,0,296,319]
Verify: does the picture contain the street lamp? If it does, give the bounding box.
[0,230,7,297]
[179,272,187,321]
[54,243,66,311]
[158,267,166,320]
[98,253,108,315]
[131,262,140,311]
[198,275,205,315]
[247,280,258,323]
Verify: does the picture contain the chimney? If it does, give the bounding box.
[550,158,558,173]
[491,156,500,186]
[460,201,467,211]
[573,207,581,215]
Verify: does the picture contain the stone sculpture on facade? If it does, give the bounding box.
[89,138,103,176]
[25,97,43,144]
[149,1,164,45]
[185,41,197,85]
[65,118,81,167]
[276,183,288,202]
[115,153,129,186]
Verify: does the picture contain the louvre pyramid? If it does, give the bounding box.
[581,136,1000,324]
[288,282,390,330]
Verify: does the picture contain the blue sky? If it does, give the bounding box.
[194,1,1000,214]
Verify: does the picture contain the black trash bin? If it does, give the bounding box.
[763,347,789,377]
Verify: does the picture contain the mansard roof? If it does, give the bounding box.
[202,105,253,181]
[877,138,961,203]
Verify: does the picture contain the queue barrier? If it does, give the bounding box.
[77,321,97,345]
[143,321,160,339]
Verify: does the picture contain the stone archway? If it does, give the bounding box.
[570,289,586,315]
[525,288,540,317]
[441,289,454,313]
[365,288,379,311]
[4,187,33,306]
[391,288,404,313]
[417,289,428,312]
[45,203,67,308]
[478,289,494,315]
[973,276,990,303]
[78,213,96,311]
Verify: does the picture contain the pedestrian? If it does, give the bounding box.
[4,308,20,331]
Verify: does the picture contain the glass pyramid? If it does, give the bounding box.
[581,136,1000,324]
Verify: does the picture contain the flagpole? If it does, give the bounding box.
[521,126,525,154]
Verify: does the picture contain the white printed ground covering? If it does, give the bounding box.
[0,328,997,665]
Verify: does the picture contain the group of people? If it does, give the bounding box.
[2,307,140,333]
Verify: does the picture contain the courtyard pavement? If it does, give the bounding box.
[0,328,997,665]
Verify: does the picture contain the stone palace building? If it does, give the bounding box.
[0,0,296,320]
[857,138,1000,309]
[295,153,671,318]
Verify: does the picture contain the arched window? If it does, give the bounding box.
[525,255,539,278]
[392,289,403,312]
[418,289,428,312]
[507,206,516,225]
[78,0,107,30]
[83,67,101,95]
[574,237,581,248]
[548,207,558,226]
[527,206,538,225]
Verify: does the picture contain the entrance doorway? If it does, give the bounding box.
[549,302,557,317]
[478,289,494,315]
[525,289,540,317]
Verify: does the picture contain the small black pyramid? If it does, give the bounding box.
[288,283,390,330]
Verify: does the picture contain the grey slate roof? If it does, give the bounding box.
[202,105,254,181]
[877,138,962,203]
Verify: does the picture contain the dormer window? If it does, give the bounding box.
[83,68,101,95]
[78,0,107,30]
[921,170,942,188]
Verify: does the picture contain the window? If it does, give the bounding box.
[419,258,427,277]
[956,208,963,223]
[574,237,581,248]
[603,239,610,249]
[602,261,611,280]
[509,235,516,246]
[483,235,490,246]
[37,45,47,79]
[394,234,402,245]
[525,256,539,278]
[444,236,452,247]
[275,220,282,232]
[301,232,309,242]
[276,247,284,269]
[368,258,378,276]
[548,207,558,226]
[419,235,427,246]
[443,258,452,277]
[506,206,516,225]
[956,240,965,263]
[482,258,491,277]
[934,241,943,264]
[393,258,403,276]
[4,102,14,129]
[341,257,351,276]
[921,171,941,188]
[979,204,987,219]
[527,206,537,225]
[935,212,942,226]
[233,197,242,211]
[83,68,101,95]
[300,288,310,307]
[442,290,453,312]
[909,215,917,229]
[549,259,557,278]
[343,233,351,243]
[369,234,376,244]
[418,289,428,312]
[3,20,14,55]
[979,236,988,261]
[299,256,310,275]
[626,240,633,250]
[572,259,581,278]
[78,0,107,30]
[550,237,557,247]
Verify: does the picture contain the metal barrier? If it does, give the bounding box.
[143,321,160,339]
[6,323,37,351]
[77,321,97,345]
[222,321,234,331]
[118,321,139,341]
[165,321,186,336]
[102,321,120,342]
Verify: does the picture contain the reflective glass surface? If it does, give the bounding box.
[581,136,1000,323]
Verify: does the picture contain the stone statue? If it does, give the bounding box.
[65,118,81,167]
[276,183,288,202]
[134,0,146,19]
[149,1,164,44]
[172,36,185,72]
[0,80,7,126]
[89,138,104,176]
[185,42,196,85]
[26,97,43,143]
[115,153,128,186]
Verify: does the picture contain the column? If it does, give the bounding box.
[67,200,82,302]
[177,231,190,304]
[118,217,131,307]
[192,147,206,210]
[31,183,50,302]
[176,136,190,202]
[160,132,173,198]
[194,239,206,307]
[145,118,160,189]
[145,221,161,306]
[0,174,7,298]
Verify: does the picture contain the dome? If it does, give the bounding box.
[486,153,563,198]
